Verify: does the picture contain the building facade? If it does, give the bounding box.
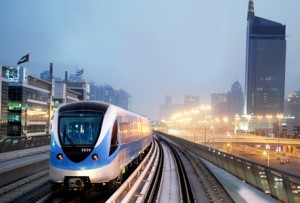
[159,95,174,120]
[4,66,52,137]
[53,82,80,110]
[211,93,229,118]
[90,83,132,110]
[0,67,9,139]
[211,81,244,120]
[287,91,300,125]
[228,81,244,117]
[244,0,286,115]
[184,95,200,109]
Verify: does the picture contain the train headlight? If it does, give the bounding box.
[56,153,63,160]
[92,154,99,160]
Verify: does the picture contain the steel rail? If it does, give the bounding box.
[143,137,164,203]
[167,143,195,203]
[105,140,157,202]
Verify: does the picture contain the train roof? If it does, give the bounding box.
[58,101,110,114]
[58,101,151,121]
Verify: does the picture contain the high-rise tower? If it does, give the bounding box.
[244,0,286,115]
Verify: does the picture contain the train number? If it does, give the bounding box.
[81,148,91,153]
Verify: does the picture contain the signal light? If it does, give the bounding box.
[56,153,63,160]
[92,154,99,160]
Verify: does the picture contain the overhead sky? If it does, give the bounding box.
[0,0,299,120]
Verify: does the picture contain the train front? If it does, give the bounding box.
[49,102,120,190]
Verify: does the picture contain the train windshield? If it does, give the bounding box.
[58,111,104,146]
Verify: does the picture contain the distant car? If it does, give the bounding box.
[286,159,291,163]
[290,155,294,158]
[276,157,281,160]
[280,160,286,164]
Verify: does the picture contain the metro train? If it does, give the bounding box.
[49,101,152,190]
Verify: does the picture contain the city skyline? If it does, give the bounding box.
[1,1,300,120]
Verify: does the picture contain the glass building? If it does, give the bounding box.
[228,81,244,117]
[244,0,286,115]
[0,68,9,139]
[5,67,52,137]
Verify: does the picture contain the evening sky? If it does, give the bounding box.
[0,0,299,119]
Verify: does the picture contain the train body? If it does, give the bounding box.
[49,101,152,189]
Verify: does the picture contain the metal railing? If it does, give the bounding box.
[159,132,300,203]
[0,135,50,153]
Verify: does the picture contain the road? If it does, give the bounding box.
[227,144,300,176]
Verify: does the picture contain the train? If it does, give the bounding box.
[49,101,153,190]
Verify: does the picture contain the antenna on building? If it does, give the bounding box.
[65,71,68,82]
[247,0,255,21]
[50,63,53,82]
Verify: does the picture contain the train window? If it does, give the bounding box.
[58,111,104,146]
[109,120,119,156]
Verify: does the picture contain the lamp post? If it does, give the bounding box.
[223,117,228,134]
[234,114,241,134]
[263,150,270,167]
[266,114,273,137]
[257,115,263,135]
[245,114,251,135]
[191,108,199,143]
[201,105,211,145]
[276,114,284,154]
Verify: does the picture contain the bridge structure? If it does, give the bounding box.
[1,133,300,202]
[170,131,300,154]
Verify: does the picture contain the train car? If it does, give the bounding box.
[49,101,152,190]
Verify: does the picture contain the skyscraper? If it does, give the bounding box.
[244,0,286,115]
[228,81,244,117]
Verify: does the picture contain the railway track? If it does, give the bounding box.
[156,133,234,203]
[0,134,234,202]
[0,170,52,202]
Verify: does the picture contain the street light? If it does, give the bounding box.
[266,114,273,137]
[191,108,199,143]
[201,105,211,145]
[257,115,263,135]
[245,114,252,134]
[234,114,241,134]
[263,150,270,166]
[223,117,228,134]
[276,114,284,154]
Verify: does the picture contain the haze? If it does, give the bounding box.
[0,0,299,120]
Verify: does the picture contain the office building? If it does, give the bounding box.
[244,0,286,115]
[228,81,244,117]
[90,83,131,110]
[159,95,174,120]
[184,95,199,109]
[53,82,80,110]
[211,93,229,118]
[0,67,9,138]
[4,66,52,137]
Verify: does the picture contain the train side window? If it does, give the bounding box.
[109,120,119,156]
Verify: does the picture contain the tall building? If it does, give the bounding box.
[89,83,131,110]
[228,81,244,117]
[115,89,132,111]
[211,81,244,119]
[0,67,9,139]
[211,93,229,118]
[159,95,174,120]
[184,95,199,109]
[244,0,286,115]
[287,91,300,125]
